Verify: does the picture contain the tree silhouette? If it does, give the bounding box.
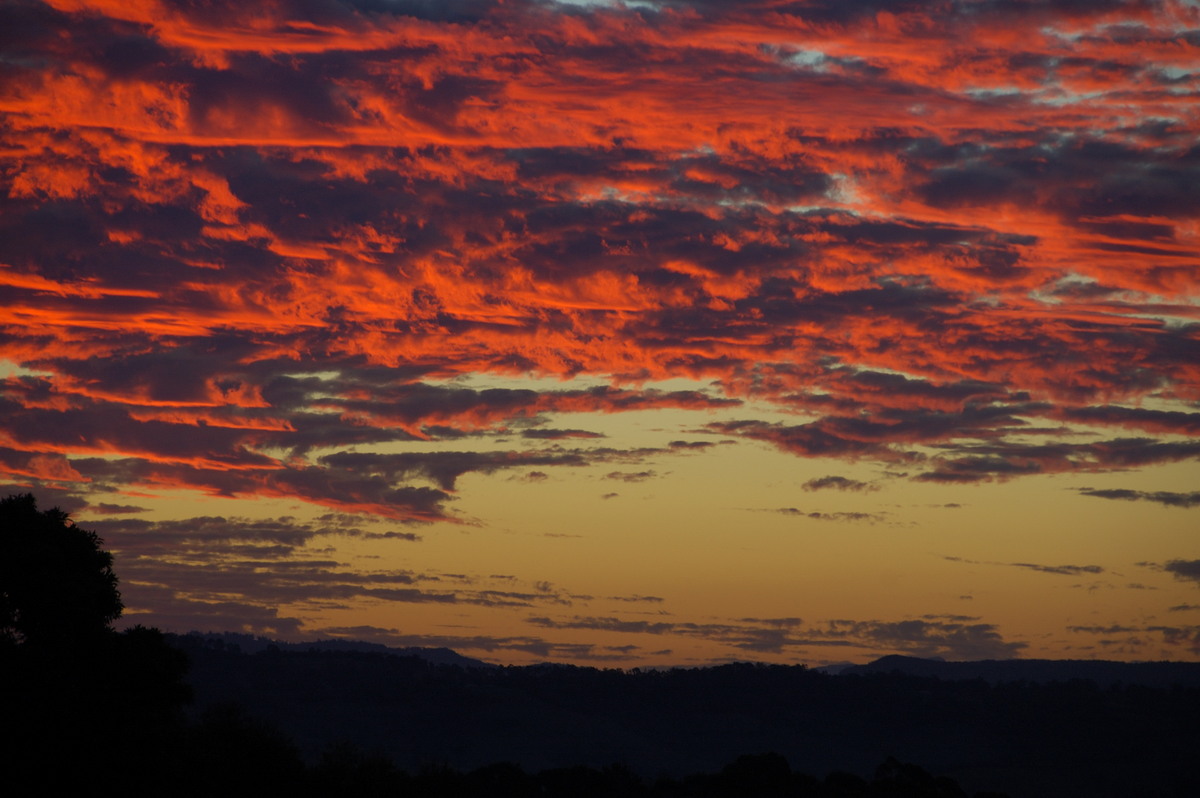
[0,492,123,648]
[0,493,193,792]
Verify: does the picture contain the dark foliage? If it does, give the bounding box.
[0,492,122,647]
[0,494,190,792]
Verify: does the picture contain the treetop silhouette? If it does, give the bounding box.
[0,492,123,648]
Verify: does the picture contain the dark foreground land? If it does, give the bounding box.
[4,630,1200,797]
[152,634,1199,798]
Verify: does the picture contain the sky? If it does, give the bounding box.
[1,0,1198,667]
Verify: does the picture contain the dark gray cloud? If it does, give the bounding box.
[1060,406,1200,435]
[1078,488,1200,508]
[604,470,658,483]
[117,585,305,637]
[364,530,423,541]
[81,513,591,630]
[1067,620,1200,656]
[841,619,1025,660]
[769,508,883,523]
[526,613,1024,659]
[317,449,593,491]
[945,556,1105,577]
[521,428,605,439]
[21,438,692,523]
[802,475,875,492]
[706,400,1059,476]
[1165,560,1200,585]
[90,513,374,552]
[1010,562,1105,576]
[918,439,1200,484]
[0,482,91,515]
[86,502,149,515]
[1068,624,1140,634]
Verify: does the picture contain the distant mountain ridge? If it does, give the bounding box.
[834,653,1200,688]
[160,637,1200,797]
[171,634,1200,687]
[165,631,497,669]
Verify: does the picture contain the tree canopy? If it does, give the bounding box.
[0,492,123,648]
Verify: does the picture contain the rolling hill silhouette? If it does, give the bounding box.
[834,653,1200,688]
[169,634,1200,798]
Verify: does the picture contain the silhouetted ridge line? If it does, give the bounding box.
[167,631,496,668]
[839,654,1200,688]
[170,641,1200,798]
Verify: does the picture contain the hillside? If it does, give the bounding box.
[170,636,1200,798]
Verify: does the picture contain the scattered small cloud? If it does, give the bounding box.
[86,502,148,515]
[362,531,422,541]
[770,508,883,523]
[1010,562,1105,576]
[1165,559,1200,585]
[945,555,1104,576]
[1077,488,1200,508]
[604,470,657,482]
[802,475,875,492]
[526,613,1025,659]
[522,428,605,440]
[921,613,980,622]
[1068,624,1139,634]
[1067,622,1200,656]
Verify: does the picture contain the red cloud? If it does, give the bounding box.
[1,0,1196,508]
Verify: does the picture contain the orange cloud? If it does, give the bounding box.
[1,0,1196,511]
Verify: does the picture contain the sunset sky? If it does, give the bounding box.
[2,0,1198,666]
